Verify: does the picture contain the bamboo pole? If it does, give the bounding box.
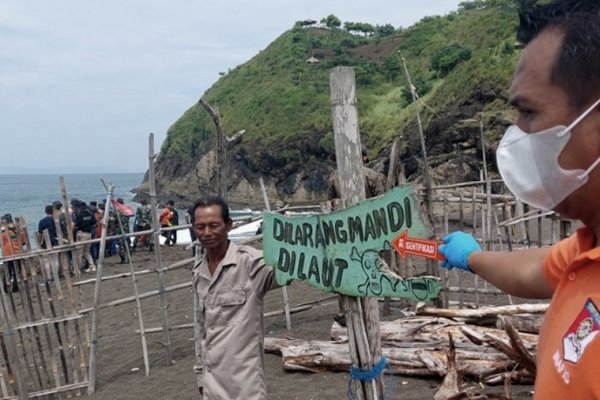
[137,295,340,334]
[112,192,150,377]
[60,177,82,278]
[442,193,449,309]
[383,140,398,316]
[199,99,227,199]
[13,233,50,390]
[471,189,480,308]
[399,52,433,228]
[73,257,193,287]
[2,223,41,390]
[27,254,63,392]
[259,177,292,331]
[0,245,27,399]
[330,66,382,400]
[59,176,92,387]
[88,184,114,393]
[458,192,464,309]
[79,282,191,314]
[148,133,173,366]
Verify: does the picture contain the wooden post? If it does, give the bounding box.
[199,99,227,199]
[148,133,173,365]
[330,66,382,400]
[87,184,114,393]
[258,177,292,331]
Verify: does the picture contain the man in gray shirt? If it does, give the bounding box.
[192,195,278,399]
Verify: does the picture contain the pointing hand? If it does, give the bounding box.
[438,231,481,273]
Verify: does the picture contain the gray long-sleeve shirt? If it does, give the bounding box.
[193,241,277,399]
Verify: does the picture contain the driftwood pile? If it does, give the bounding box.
[265,304,546,389]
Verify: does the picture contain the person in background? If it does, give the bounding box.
[115,198,132,264]
[94,202,105,246]
[1,214,25,292]
[132,199,154,252]
[52,201,69,240]
[192,195,278,399]
[167,200,179,246]
[102,200,118,257]
[88,201,99,263]
[439,3,600,398]
[72,200,96,272]
[37,204,61,280]
[327,144,386,326]
[159,203,173,246]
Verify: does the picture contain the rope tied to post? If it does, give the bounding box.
[347,356,394,400]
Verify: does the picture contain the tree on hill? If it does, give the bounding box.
[375,24,396,37]
[344,21,375,36]
[321,14,341,29]
[430,44,472,77]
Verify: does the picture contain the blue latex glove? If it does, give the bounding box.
[438,231,481,273]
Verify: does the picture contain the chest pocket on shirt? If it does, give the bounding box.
[209,288,247,327]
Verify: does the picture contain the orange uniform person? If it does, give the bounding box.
[159,205,173,245]
[1,214,25,292]
[438,2,600,398]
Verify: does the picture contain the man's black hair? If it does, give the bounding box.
[191,195,230,224]
[45,204,54,215]
[518,0,600,108]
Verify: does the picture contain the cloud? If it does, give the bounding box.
[0,0,463,173]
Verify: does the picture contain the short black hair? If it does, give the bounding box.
[45,204,54,215]
[518,1,600,109]
[192,195,230,224]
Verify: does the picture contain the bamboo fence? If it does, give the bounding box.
[0,141,574,399]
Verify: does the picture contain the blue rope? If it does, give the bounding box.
[347,356,394,400]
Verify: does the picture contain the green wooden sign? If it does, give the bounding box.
[263,186,441,300]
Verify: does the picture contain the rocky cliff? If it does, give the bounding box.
[134,1,519,208]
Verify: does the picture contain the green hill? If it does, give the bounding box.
[147,0,520,206]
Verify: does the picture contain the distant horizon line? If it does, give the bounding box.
[0,171,145,176]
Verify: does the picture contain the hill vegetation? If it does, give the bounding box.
[148,0,521,206]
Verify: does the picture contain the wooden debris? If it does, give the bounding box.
[433,334,466,400]
[266,315,538,385]
[416,303,548,319]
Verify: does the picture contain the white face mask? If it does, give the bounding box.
[497,98,600,211]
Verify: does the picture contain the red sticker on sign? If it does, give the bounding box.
[391,230,444,261]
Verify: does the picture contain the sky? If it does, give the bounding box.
[0,0,463,174]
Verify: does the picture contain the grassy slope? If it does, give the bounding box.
[160,1,519,177]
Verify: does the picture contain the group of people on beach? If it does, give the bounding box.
[0,197,183,292]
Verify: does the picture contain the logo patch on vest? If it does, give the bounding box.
[562,299,600,364]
